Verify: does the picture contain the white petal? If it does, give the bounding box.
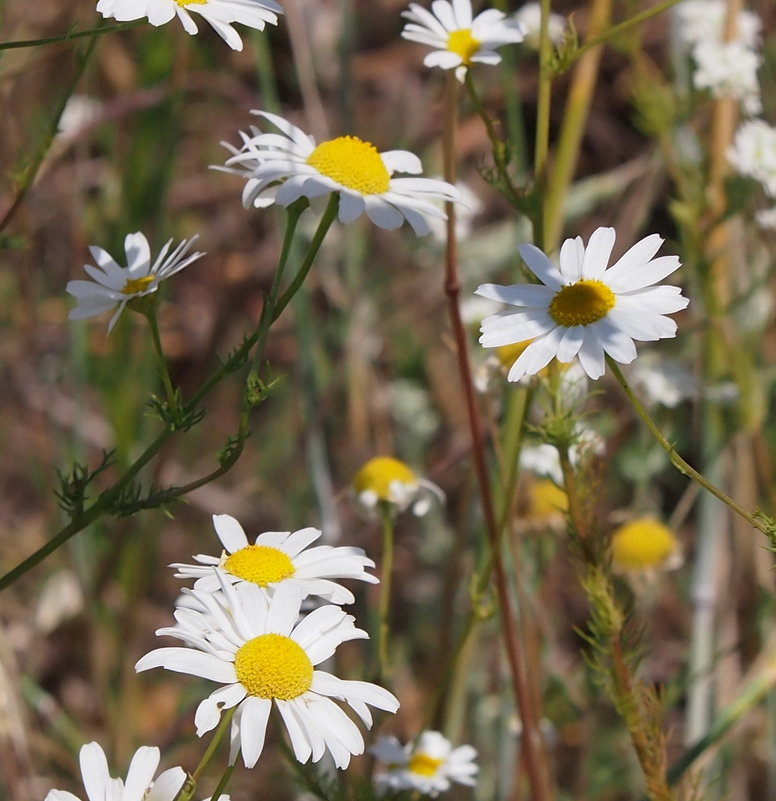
[135,647,237,684]
[474,282,554,308]
[123,747,160,801]
[576,327,606,379]
[146,768,186,801]
[555,326,585,363]
[517,243,564,289]
[604,233,664,286]
[275,699,313,763]
[607,255,682,293]
[212,514,250,553]
[580,227,616,280]
[507,327,564,381]
[79,743,110,801]
[558,235,586,282]
[239,696,272,768]
[266,584,303,635]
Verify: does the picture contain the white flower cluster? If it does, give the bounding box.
[676,0,762,115]
[136,513,398,770]
[727,119,776,228]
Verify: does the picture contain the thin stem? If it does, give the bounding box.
[442,70,552,801]
[272,195,339,323]
[533,0,553,182]
[144,308,178,412]
[0,20,141,51]
[190,707,236,784]
[607,357,766,533]
[377,506,395,680]
[208,765,235,801]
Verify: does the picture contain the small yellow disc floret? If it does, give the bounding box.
[122,276,155,295]
[526,479,568,520]
[447,28,481,65]
[234,633,313,700]
[611,518,679,571]
[224,545,295,587]
[408,752,444,777]
[306,136,390,195]
[352,456,418,501]
[548,280,616,327]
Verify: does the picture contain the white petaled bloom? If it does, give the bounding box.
[520,425,605,486]
[691,39,761,116]
[727,119,776,199]
[513,2,566,49]
[476,227,689,381]
[755,207,776,229]
[135,579,399,769]
[95,0,282,52]
[218,111,460,236]
[628,354,695,408]
[66,232,204,332]
[171,513,378,604]
[44,742,186,801]
[674,0,761,51]
[401,0,525,81]
[352,456,445,517]
[371,731,478,797]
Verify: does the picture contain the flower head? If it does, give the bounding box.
[476,227,689,381]
[219,111,460,235]
[95,0,282,51]
[675,0,761,51]
[352,456,444,517]
[401,0,525,81]
[371,730,478,797]
[513,2,566,49]
[171,513,378,604]
[611,518,683,573]
[44,742,185,801]
[136,579,399,769]
[66,232,204,332]
[691,39,761,115]
[727,119,776,198]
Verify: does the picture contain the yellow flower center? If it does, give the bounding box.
[496,341,531,370]
[223,545,295,587]
[234,633,313,700]
[306,136,390,195]
[122,276,154,295]
[352,456,418,501]
[548,280,616,327]
[526,479,568,519]
[611,518,678,570]
[408,753,444,777]
[176,0,207,5]
[447,28,481,65]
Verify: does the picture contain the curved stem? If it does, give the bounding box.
[0,20,141,50]
[144,307,178,412]
[607,357,765,533]
[190,707,236,784]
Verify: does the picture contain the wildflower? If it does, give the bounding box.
[57,95,101,138]
[476,227,689,381]
[727,119,776,198]
[523,478,568,522]
[171,513,378,604]
[95,0,282,51]
[611,517,683,573]
[352,456,444,517]
[674,0,761,51]
[371,731,478,797]
[66,231,203,332]
[401,0,525,81]
[513,2,566,48]
[519,425,605,486]
[136,580,399,769]
[219,111,460,235]
[691,39,761,115]
[44,742,185,801]
[628,354,695,408]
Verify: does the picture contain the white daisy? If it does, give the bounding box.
[691,39,761,116]
[371,730,478,797]
[476,227,689,381]
[218,111,460,236]
[135,579,399,769]
[95,0,282,52]
[44,742,185,801]
[401,0,525,81]
[66,231,204,332]
[171,513,378,604]
[351,456,445,517]
[513,2,566,49]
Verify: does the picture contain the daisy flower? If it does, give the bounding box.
[171,513,378,604]
[95,0,282,52]
[476,227,689,381]
[513,2,566,49]
[352,456,444,517]
[135,579,399,769]
[727,119,776,198]
[66,231,204,332]
[611,517,683,574]
[219,111,460,235]
[371,730,478,797]
[44,742,185,801]
[401,0,525,81]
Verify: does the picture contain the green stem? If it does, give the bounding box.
[607,357,766,533]
[144,307,178,412]
[0,20,141,51]
[534,0,553,182]
[208,765,235,801]
[377,506,395,680]
[271,194,339,322]
[191,707,236,784]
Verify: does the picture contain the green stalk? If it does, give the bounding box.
[190,707,236,785]
[0,20,141,51]
[143,305,179,413]
[377,506,395,681]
